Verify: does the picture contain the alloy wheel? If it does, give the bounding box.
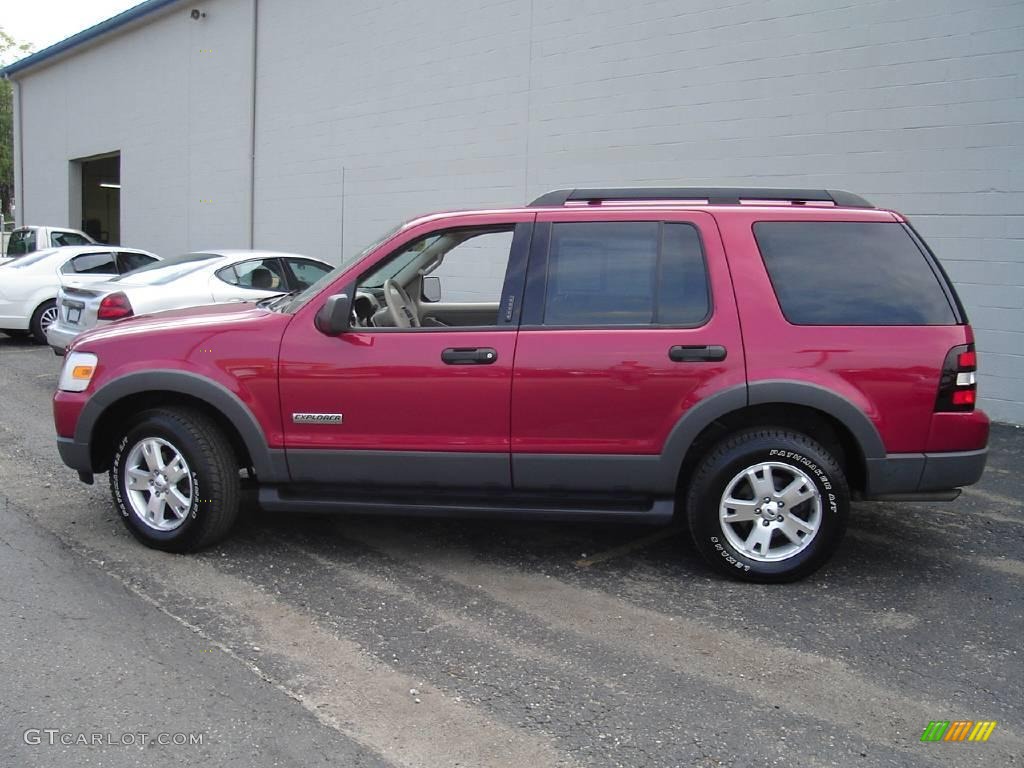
[718,461,822,562]
[124,437,193,532]
[39,305,59,332]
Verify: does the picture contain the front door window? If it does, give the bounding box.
[353,225,515,329]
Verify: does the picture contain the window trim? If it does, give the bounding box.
[752,220,959,327]
[214,264,240,286]
[519,219,713,331]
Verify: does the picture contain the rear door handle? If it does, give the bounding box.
[669,344,727,363]
[441,347,498,365]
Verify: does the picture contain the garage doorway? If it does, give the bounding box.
[72,152,120,244]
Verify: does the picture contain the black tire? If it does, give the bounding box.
[29,299,58,344]
[685,428,849,583]
[110,408,240,552]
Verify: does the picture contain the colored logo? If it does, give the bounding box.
[921,721,997,742]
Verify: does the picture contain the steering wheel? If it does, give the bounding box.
[382,278,421,328]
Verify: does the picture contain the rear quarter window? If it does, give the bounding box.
[753,221,957,325]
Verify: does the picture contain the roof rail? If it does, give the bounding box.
[529,187,874,209]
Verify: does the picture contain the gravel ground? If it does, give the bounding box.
[0,334,1021,767]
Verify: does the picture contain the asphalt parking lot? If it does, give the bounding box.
[0,334,1021,767]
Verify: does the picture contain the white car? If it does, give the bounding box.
[0,246,160,343]
[46,249,332,354]
[3,225,97,262]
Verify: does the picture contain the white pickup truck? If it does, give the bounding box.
[2,226,97,264]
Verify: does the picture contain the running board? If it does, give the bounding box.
[258,486,675,524]
[863,489,962,502]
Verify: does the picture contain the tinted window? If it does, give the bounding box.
[62,251,118,275]
[7,229,35,256]
[543,222,709,326]
[658,224,710,325]
[117,251,158,273]
[754,222,956,325]
[51,231,91,247]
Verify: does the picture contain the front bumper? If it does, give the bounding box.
[864,447,988,499]
[57,436,95,484]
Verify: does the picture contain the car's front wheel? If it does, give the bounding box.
[686,429,849,583]
[110,408,240,552]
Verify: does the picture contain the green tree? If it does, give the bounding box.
[1,28,33,219]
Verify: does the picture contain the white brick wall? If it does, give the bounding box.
[16,0,255,256]
[14,0,1024,422]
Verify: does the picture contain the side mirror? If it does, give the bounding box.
[315,292,353,336]
[421,276,441,303]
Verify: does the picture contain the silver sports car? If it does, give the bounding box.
[46,249,331,354]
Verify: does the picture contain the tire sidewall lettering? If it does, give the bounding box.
[709,536,750,571]
[189,473,200,520]
[700,442,846,578]
[768,448,833,492]
[113,435,129,519]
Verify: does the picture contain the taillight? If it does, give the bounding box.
[97,292,133,320]
[936,343,977,412]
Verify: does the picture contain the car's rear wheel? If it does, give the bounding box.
[29,300,59,344]
[686,429,849,583]
[110,408,240,552]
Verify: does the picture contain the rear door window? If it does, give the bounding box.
[542,221,709,326]
[61,251,118,275]
[753,221,956,325]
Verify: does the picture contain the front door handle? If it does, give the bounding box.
[441,347,498,365]
[669,344,727,363]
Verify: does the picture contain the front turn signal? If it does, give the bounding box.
[58,352,99,392]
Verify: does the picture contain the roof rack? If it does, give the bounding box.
[529,187,874,209]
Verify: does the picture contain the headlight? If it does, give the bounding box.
[58,352,98,392]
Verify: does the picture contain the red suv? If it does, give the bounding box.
[53,188,989,581]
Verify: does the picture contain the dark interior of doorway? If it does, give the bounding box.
[80,154,120,244]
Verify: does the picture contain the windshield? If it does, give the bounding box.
[276,223,405,312]
[113,253,221,285]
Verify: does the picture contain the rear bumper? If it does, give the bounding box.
[45,322,78,354]
[864,447,987,498]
